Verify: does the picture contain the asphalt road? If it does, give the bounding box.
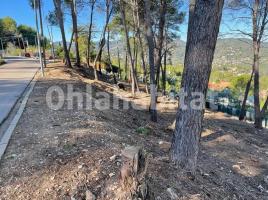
[0,57,40,125]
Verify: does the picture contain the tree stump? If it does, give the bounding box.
[118,146,149,200]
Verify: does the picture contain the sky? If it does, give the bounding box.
[0,0,105,42]
[0,0,252,43]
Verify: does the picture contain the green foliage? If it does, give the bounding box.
[136,126,151,136]
[55,45,74,60]
[209,70,236,83]
[230,74,252,98]
[0,17,17,37]
[0,59,6,66]
[17,25,37,46]
[55,45,65,59]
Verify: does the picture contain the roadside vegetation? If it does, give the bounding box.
[0,59,5,66]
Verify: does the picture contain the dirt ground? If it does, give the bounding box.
[0,63,268,200]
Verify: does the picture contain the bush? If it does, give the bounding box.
[0,59,6,65]
[6,42,22,56]
[136,126,152,136]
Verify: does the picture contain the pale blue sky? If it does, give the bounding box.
[0,0,252,42]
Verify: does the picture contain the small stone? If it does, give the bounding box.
[71,196,76,200]
[232,165,241,171]
[86,190,96,200]
[258,185,265,192]
[167,188,178,200]
[110,155,117,161]
[78,165,83,169]
[158,141,171,152]
[109,172,115,177]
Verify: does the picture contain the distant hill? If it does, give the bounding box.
[171,38,268,75]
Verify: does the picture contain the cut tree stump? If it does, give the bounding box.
[118,146,150,200]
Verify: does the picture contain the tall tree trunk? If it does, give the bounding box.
[34,0,44,76]
[124,50,128,81]
[253,43,262,128]
[252,0,262,128]
[155,0,167,91]
[239,69,254,120]
[107,27,117,84]
[47,25,56,61]
[38,0,47,68]
[162,49,167,95]
[144,0,157,122]
[64,31,74,65]
[135,0,148,93]
[70,0,80,66]
[170,0,224,172]
[92,0,112,80]
[117,42,121,79]
[87,0,96,67]
[53,0,72,68]
[68,31,74,53]
[120,0,136,97]
[261,96,268,118]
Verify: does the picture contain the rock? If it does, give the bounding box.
[232,165,241,171]
[258,185,265,192]
[167,188,178,200]
[86,190,96,200]
[78,164,84,169]
[109,172,115,177]
[110,155,117,161]
[159,141,171,152]
[71,196,76,200]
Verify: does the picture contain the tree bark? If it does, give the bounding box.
[239,69,254,120]
[261,96,268,118]
[53,0,72,68]
[155,0,167,91]
[92,0,112,80]
[117,42,121,79]
[124,50,128,81]
[252,0,262,128]
[170,0,224,172]
[38,0,47,68]
[107,27,117,84]
[162,49,167,95]
[70,0,80,66]
[87,0,96,67]
[47,25,56,61]
[120,0,136,97]
[135,0,148,93]
[144,0,157,122]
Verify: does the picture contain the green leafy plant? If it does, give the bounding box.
[0,59,6,65]
[136,126,152,136]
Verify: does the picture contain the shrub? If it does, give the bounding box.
[136,126,152,136]
[6,42,22,56]
[0,59,6,65]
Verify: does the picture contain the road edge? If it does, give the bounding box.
[0,76,38,160]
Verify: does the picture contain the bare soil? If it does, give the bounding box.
[0,63,268,200]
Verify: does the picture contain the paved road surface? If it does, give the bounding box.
[0,57,40,125]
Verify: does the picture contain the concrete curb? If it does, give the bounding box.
[0,79,37,160]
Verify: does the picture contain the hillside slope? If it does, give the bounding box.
[171,38,268,75]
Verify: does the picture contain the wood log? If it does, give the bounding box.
[118,146,149,199]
